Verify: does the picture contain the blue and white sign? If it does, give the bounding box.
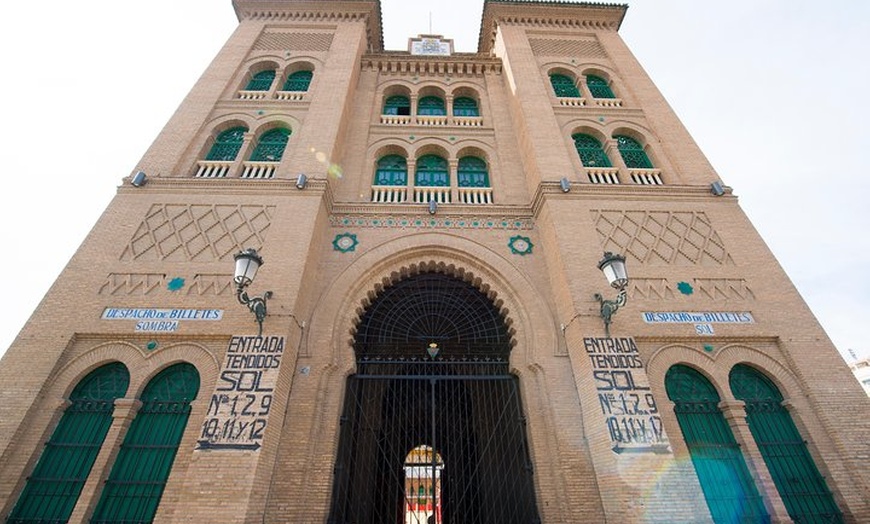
[642,311,754,324]
[102,308,224,333]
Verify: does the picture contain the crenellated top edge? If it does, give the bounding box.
[478,0,628,53]
[232,0,384,51]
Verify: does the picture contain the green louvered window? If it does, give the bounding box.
[282,70,312,92]
[615,135,653,169]
[586,74,615,99]
[245,70,276,91]
[375,155,407,186]
[572,134,612,168]
[665,365,769,524]
[205,127,247,161]
[415,155,449,187]
[249,128,291,162]
[91,363,199,524]
[729,365,843,524]
[457,156,489,187]
[417,96,446,116]
[7,363,130,524]
[383,95,410,116]
[453,97,479,117]
[549,74,581,98]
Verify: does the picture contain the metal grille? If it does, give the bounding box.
[615,135,653,169]
[573,133,612,168]
[332,273,539,524]
[282,70,312,92]
[245,70,275,91]
[586,75,615,99]
[205,127,246,161]
[549,73,581,98]
[249,129,290,162]
[666,365,769,524]
[730,365,843,524]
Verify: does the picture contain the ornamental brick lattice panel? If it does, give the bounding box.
[254,31,334,52]
[121,204,274,262]
[99,273,166,295]
[695,278,755,301]
[592,210,733,266]
[186,274,234,296]
[529,38,607,58]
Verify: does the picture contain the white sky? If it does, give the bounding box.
[0,1,867,362]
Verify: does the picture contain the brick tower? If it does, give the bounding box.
[1,1,867,523]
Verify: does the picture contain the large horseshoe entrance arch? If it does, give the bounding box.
[328,272,540,524]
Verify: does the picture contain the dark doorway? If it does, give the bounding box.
[328,273,540,524]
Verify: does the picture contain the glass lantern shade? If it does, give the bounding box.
[234,248,264,287]
[598,252,628,289]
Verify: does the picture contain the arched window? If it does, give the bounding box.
[249,128,291,162]
[282,70,313,92]
[729,365,843,524]
[91,363,200,524]
[615,135,653,169]
[549,73,581,98]
[586,74,615,99]
[7,363,130,524]
[383,95,410,116]
[665,365,768,524]
[245,70,276,91]
[375,155,407,186]
[457,156,489,187]
[205,127,247,161]
[417,96,446,116]
[453,97,479,117]
[415,155,449,187]
[572,134,612,168]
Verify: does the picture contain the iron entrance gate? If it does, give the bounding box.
[328,358,540,524]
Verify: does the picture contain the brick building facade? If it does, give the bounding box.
[1,1,868,523]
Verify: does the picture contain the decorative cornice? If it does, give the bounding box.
[362,53,503,76]
[479,0,628,53]
[118,176,331,197]
[232,0,384,51]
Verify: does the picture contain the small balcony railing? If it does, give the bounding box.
[453,116,483,127]
[195,160,233,178]
[416,115,448,126]
[594,98,623,108]
[458,187,493,204]
[275,91,306,101]
[414,186,451,204]
[241,161,279,179]
[558,97,587,107]
[371,185,408,203]
[238,90,269,100]
[629,168,663,185]
[586,167,621,184]
[380,115,413,125]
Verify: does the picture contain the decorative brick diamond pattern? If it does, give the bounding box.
[99,273,166,295]
[529,38,607,58]
[121,204,275,262]
[254,32,334,52]
[695,278,755,301]
[629,278,676,300]
[592,210,733,266]
[186,274,234,296]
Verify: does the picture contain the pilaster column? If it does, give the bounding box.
[448,159,459,203]
[233,133,256,177]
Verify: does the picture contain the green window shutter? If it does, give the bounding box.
[282,70,312,92]
[375,155,407,186]
[457,156,489,187]
[586,75,615,99]
[665,365,769,524]
[7,363,130,524]
[572,134,612,168]
[91,363,200,524]
[205,127,246,161]
[549,74,581,98]
[249,128,291,162]
[730,365,843,524]
[245,70,276,91]
[615,135,653,169]
[383,95,410,116]
[453,97,479,117]
[417,96,446,116]
[415,155,449,187]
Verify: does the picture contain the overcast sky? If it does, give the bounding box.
[0,1,867,363]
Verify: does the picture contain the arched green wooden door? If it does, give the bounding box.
[7,363,130,524]
[90,363,199,524]
[730,365,842,524]
[665,365,768,524]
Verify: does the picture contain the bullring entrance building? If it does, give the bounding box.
[1,1,868,523]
